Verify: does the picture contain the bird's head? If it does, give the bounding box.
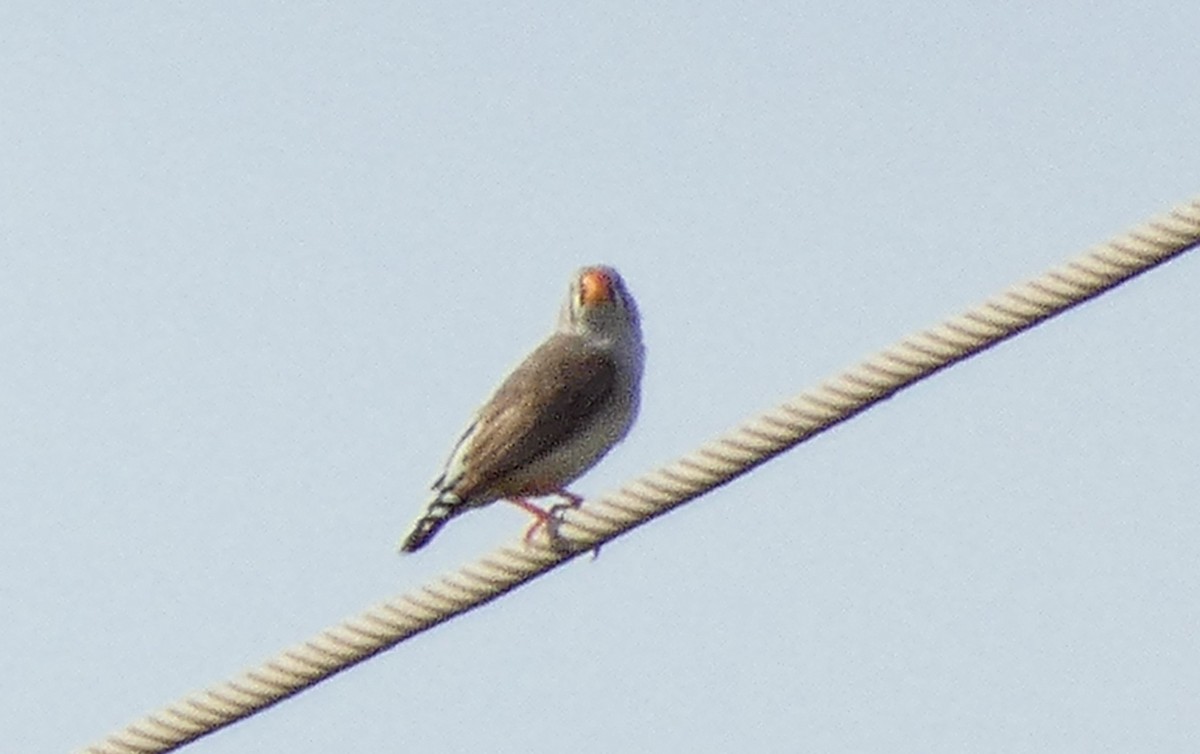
[559,265,642,346]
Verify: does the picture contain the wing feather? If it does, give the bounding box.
[453,333,616,499]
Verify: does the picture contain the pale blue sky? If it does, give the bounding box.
[4,4,1199,752]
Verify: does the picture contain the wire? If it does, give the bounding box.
[79,196,1200,753]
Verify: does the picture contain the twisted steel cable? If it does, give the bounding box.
[80,196,1200,754]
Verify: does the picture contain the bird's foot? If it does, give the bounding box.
[510,493,599,557]
[546,493,601,559]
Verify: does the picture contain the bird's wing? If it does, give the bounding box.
[451,332,617,499]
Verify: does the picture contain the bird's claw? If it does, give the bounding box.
[544,504,601,559]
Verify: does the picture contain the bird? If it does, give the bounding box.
[399,265,644,553]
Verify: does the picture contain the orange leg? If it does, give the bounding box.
[505,490,585,544]
[506,497,552,543]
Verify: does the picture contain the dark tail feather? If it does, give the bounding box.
[399,494,468,553]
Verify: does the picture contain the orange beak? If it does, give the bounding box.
[579,268,614,306]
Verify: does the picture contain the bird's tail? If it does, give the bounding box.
[399,492,469,553]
